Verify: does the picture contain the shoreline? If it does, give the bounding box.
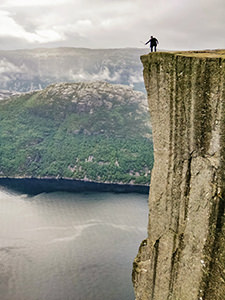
[0,177,149,195]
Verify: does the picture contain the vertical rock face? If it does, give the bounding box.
[133,51,225,300]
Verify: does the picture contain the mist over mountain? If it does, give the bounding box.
[0,48,149,94]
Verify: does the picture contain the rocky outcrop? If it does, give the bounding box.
[133,51,225,300]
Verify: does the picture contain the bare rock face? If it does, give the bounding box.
[133,51,225,300]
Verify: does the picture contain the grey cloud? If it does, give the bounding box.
[69,67,122,82]
[0,58,30,87]
[10,10,40,33]
[0,59,22,73]
[0,0,224,50]
[68,67,143,86]
[0,36,34,50]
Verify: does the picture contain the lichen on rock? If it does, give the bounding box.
[133,51,225,300]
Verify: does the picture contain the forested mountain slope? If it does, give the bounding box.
[0,81,153,185]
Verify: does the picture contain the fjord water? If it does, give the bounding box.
[0,187,148,300]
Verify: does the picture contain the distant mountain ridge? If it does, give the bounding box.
[0,47,149,93]
[0,81,153,185]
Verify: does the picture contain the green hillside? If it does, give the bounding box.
[0,81,153,185]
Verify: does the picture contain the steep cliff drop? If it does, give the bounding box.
[133,51,225,300]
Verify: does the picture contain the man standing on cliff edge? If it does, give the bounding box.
[145,36,159,52]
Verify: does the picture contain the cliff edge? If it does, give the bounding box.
[133,51,225,300]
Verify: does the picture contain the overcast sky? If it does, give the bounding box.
[0,0,224,51]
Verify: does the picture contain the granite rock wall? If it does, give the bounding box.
[133,51,225,300]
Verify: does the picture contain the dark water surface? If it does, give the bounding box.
[0,188,148,300]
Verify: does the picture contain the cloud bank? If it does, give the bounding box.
[0,0,224,50]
